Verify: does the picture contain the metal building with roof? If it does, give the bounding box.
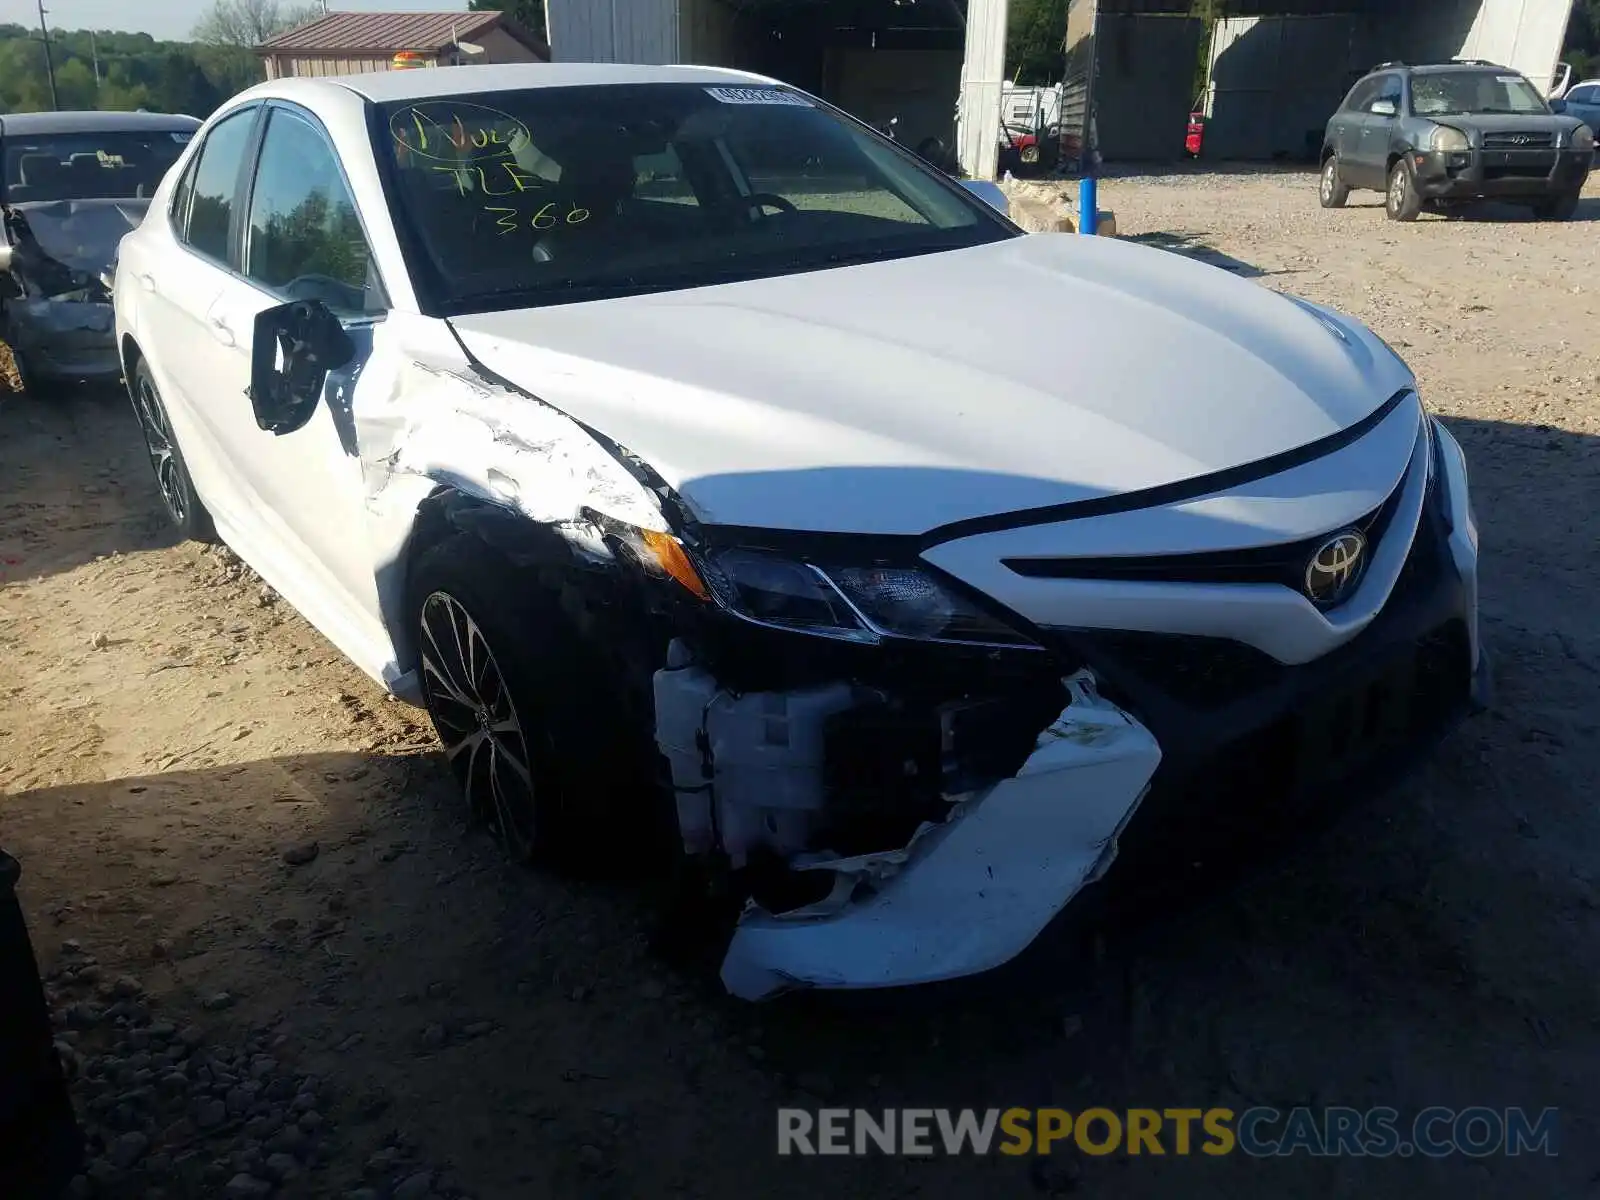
[257,10,550,80]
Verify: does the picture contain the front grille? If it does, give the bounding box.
[1101,618,1473,902]
[1482,131,1557,149]
[1078,630,1285,710]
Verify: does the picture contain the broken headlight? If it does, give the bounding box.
[698,549,1037,648]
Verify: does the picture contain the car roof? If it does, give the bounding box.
[0,109,202,136]
[250,62,781,107]
[1402,63,1523,77]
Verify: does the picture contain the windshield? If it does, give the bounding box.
[2,129,193,203]
[377,83,1011,312]
[1410,71,1550,116]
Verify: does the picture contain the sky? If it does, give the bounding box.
[2,0,472,42]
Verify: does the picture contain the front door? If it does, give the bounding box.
[202,103,391,652]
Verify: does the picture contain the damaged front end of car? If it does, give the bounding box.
[357,336,1162,1002]
[0,199,143,386]
[646,539,1162,1001]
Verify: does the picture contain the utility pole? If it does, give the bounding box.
[91,30,103,92]
[36,0,59,111]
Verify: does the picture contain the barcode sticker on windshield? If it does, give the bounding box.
[704,86,812,107]
[1496,75,1522,83]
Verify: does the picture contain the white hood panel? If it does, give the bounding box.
[450,234,1414,535]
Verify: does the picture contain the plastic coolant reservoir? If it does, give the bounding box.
[653,652,858,865]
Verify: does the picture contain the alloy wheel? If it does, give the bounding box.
[134,373,187,526]
[418,590,538,856]
[1388,169,1406,211]
[1321,162,1335,201]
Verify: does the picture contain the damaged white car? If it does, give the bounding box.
[113,64,1487,1001]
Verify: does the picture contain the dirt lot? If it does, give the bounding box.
[3,168,1599,1200]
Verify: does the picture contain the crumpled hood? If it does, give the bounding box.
[450,234,1414,535]
[7,197,149,280]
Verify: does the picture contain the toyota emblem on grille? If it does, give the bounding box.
[1304,530,1368,608]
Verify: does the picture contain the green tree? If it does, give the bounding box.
[1005,0,1067,86]
[469,0,546,46]
[53,57,99,109]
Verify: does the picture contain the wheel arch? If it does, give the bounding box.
[387,485,675,684]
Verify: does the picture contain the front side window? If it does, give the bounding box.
[182,109,257,263]
[377,83,1012,312]
[1372,76,1403,111]
[2,128,192,204]
[1411,70,1549,116]
[243,108,381,315]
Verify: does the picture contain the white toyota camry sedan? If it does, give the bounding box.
[113,63,1486,1000]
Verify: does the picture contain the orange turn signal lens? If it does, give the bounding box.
[640,530,710,600]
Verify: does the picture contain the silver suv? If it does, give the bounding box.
[1319,61,1595,221]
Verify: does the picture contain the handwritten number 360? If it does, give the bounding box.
[487,203,589,235]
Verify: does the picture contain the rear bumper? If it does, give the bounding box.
[1413,147,1593,199]
[716,421,1482,999]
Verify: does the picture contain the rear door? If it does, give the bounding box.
[131,104,262,532]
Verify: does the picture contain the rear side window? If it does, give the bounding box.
[181,109,257,263]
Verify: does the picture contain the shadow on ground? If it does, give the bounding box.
[0,381,175,585]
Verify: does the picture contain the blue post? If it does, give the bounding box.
[1078,175,1098,236]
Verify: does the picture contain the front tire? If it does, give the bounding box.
[130,358,215,542]
[1532,189,1581,221]
[407,533,657,869]
[1319,155,1350,208]
[1386,158,1422,221]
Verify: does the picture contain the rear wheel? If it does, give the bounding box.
[1532,189,1581,221]
[1385,158,1422,222]
[1319,155,1350,208]
[131,358,215,542]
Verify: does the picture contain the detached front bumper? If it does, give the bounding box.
[719,675,1161,1001]
[1412,146,1593,199]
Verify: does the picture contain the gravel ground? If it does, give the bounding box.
[3,165,1599,1199]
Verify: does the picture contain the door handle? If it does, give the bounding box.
[137,272,156,293]
[208,316,235,347]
